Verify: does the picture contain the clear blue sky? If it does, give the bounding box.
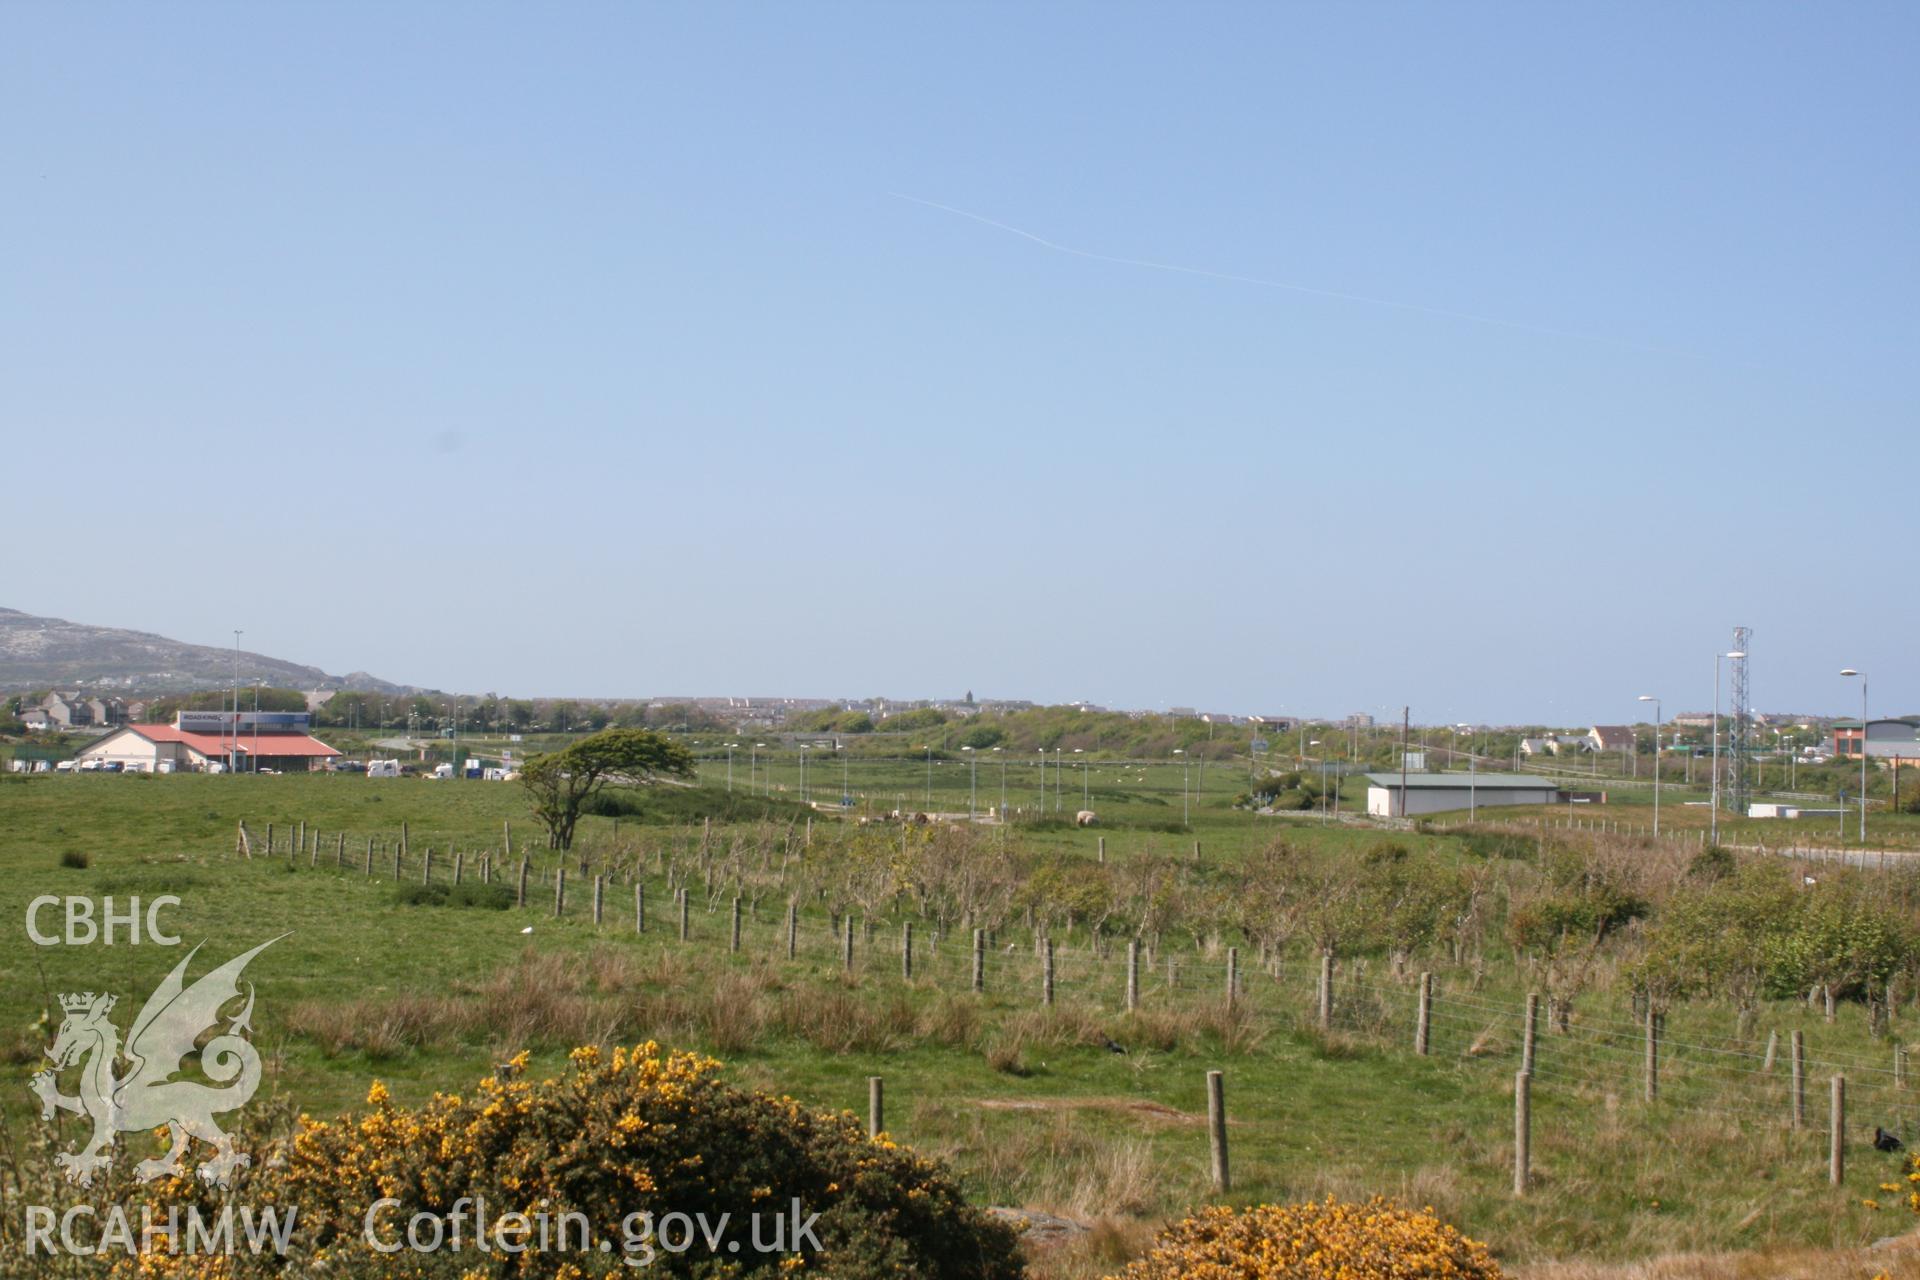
[4,3,1914,724]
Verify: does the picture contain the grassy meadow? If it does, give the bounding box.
[2,769,1918,1276]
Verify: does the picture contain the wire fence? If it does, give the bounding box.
[236,816,1920,1192]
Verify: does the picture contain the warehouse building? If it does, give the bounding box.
[74,711,341,773]
[1365,772,1562,818]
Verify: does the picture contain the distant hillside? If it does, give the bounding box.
[0,608,411,695]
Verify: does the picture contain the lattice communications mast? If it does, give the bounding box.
[1727,626,1752,815]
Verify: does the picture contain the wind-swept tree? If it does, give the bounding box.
[521,729,695,850]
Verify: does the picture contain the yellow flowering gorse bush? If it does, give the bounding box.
[102,1042,1020,1279]
[1108,1198,1504,1280]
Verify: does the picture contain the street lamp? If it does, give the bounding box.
[1173,748,1188,826]
[1309,741,1327,822]
[962,746,976,820]
[1843,669,1868,842]
[1638,696,1662,837]
[1711,649,1745,845]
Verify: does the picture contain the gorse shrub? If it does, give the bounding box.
[392,880,514,910]
[118,1043,1021,1279]
[1107,1198,1504,1280]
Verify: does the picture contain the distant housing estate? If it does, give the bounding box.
[16,691,141,731]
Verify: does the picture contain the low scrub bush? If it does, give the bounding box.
[1107,1198,1503,1279]
[107,1044,1024,1279]
[392,879,514,910]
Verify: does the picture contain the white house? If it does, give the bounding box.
[74,721,341,773]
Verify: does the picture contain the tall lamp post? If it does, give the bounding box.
[1309,741,1327,821]
[962,745,976,820]
[1842,669,1868,843]
[1638,695,1662,837]
[1174,748,1188,826]
[229,629,243,774]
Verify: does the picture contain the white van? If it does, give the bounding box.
[366,759,402,778]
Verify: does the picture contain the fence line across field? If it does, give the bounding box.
[234,816,1920,1193]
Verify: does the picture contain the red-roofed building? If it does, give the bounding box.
[75,722,342,773]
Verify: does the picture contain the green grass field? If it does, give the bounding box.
[2,771,1915,1275]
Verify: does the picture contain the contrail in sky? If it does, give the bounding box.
[889,191,1668,354]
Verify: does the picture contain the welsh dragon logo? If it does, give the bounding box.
[30,937,283,1189]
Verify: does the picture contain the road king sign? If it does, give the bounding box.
[31,936,285,1189]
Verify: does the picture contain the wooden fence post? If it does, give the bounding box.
[1318,953,1334,1029]
[263,822,273,856]
[842,916,855,971]
[364,838,373,877]
[594,875,605,926]
[1097,835,1106,864]
[1643,1007,1660,1103]
[453,852,464,885]
[1523,992,1539,1075]
[1042,938,1055,1007]
[1206,1070,1229,1193]
[399,821,407,859]
[785,902,797,959]
[678,889,690,941]
[1791,1030,1806,1129]
[392,847,402,881]
[731,897,742,953]
[868,1076,884,1139]
[1225,946,1239,1009]
[516,859,528,908]
[1763,1028,1778,1073]
[972,929,985,994]
[634,883,646,933]
[1126,940,1140,1012]
[502,820,511,858]
[553,867,565,918]
[902,922,913,980]
[1514,1070,1532,1196]
[1830,1074,1846,1186]
[236,821,253,859]
[1415,972,1432,1056]
[1898,1044,1909,1089]
[336,832,345,868]
[296,820,305,856]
